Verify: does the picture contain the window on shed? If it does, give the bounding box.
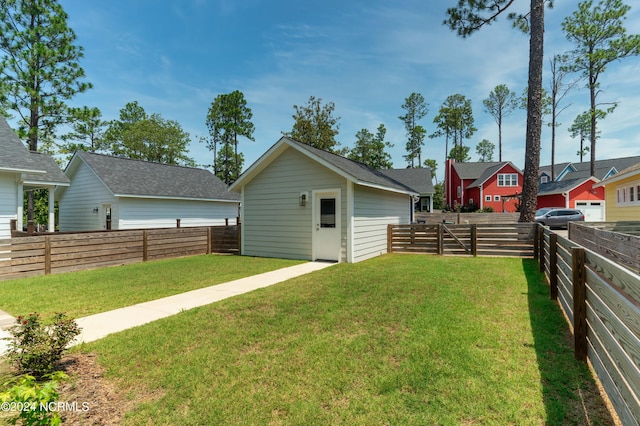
[494,195,500,202]
[485,195,491,202]
[320,198,336,228]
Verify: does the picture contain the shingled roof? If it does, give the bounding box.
[70,151,239,202]
[379,168,434,194]
[537,177,596,196]
[231,137,419,195]
[0,116,43,173]
[540,156,640,182]
[285,138,418,194]
[1,116,70,187]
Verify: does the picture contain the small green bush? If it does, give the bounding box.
[477,206,495,212]
[0,371,67,426]
[5,313,80,378]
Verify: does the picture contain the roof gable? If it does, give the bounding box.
[230,137,418,196]
[70,151,239,202]
[594,161,640,187]
[541,156,640,182]
[538,177,598,196]
[453,162,523,189]
[0,116,43,174]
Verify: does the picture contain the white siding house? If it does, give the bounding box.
[0,116,70,238]
[230,137,423,263]
[57,151,240,231]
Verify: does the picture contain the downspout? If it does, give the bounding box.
[479,184,483,210]
[564,192,569,208]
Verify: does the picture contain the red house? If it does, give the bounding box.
[536,177,605,221]
[445,159,524,212]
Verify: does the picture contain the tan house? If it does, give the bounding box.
[593,162,640,221]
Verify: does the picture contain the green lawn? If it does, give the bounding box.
[0,255,303,318]
[77,254,614,425]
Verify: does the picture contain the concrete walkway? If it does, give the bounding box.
[0,261,335,355]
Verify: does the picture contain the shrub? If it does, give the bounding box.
[477,206,495,213]
[5,313,81,378]
[0,371,67,426]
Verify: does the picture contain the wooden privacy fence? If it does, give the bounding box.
[537,224,640,425]
[388,223,535,257]
[0,225,240,281]
[414,212,520,225]
[570,221,640,274]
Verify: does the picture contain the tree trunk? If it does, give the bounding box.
[519,0,544,223]
[589,63,597,177]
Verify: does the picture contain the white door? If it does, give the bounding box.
[575,201,605,222]
[314,191,341,262]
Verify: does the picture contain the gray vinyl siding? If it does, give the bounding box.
[353,185,411,262]
[0,172,17,239]
[118,198,239,229]
[242,147,347,261]
[58,162,115,231]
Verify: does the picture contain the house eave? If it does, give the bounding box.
[114,193,240,203]
[594,171,640,187]
[0,166,45,175]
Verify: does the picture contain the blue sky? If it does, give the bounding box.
[57,0,640,181]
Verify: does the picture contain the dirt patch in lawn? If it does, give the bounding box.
[57,352,131,425]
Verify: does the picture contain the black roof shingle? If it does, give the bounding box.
[73,151,239,201]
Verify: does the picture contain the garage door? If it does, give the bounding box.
[575,201,605,222]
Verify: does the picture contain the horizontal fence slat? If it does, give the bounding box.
[0,225,240,281]
[541,225,640,424]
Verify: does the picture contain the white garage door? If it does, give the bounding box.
[575,201,605,222]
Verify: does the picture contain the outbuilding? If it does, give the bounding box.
[57,151,240,231]
[229,137,419,263]
[0,116,70,238]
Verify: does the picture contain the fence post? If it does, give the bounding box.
[143,230,148,261]
[539,227,545,273]
[237,223,242,255]
[176,219,181,228]
[387,225,393,253]
[44,236,51,275]
[437,223,443,255]
[549,233,558,301]
[207,227,212,254]
[533,224,539,261]
[471,224,477,257]
[572,247,587,362]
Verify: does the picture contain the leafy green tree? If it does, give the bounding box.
[104,102,194,166]
[476,139,495,161]
[562,0,640,177]
[432,182,445,210]
[547,54,577,179]
[432,94,476,164]
[569,111,603,162]
[285,96,341,153]
[423,158,438,184]
[449,144,471,162]
[215,143,244,185]
[399,92,428,167]
[348,124,393,169]
[445,0,551,222]
[60,106,107,156]
[431,97,457,166]
[102,101,147,148]
[205,90,254,181]
[0,0,91,221]
[483,84,517,161]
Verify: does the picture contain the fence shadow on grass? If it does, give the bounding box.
[521,258,617,425]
